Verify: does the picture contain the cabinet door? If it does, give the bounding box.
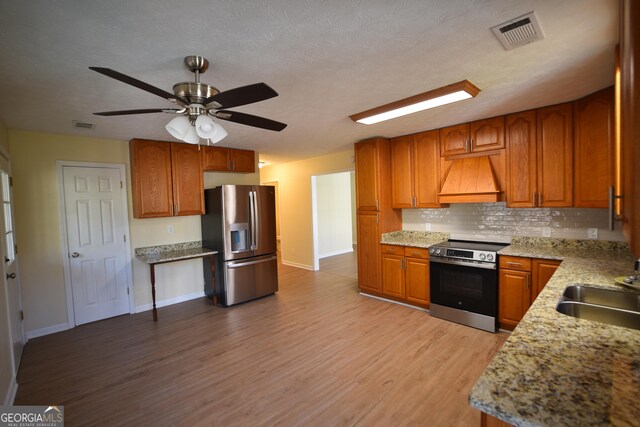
[574,87,614,208]
[230,149,256,173]
[440,123,469,157]
[381,253,405,299]
[355,141,379,210]
[130,139,173,218]
[170,143,204,216]
[505,111,537,207]
[499,269,531,330]
[531,259,561,301]
[390,135,415,208]
[470,116,505,153]
[357,212,381,293]
[537,103,573,207]
[405,257,429,305]
[201,146,231,172]
[414,130,441,207]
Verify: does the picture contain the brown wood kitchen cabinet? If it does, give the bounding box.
[574,87,615,208]
[201,146,256,173]
[380,244,430,307]
[505,103,573,207]
[355,138,402,294]
[130,138,204,218]
[498,255,560,330]
[440,116,505,157]
[390,130,441,208]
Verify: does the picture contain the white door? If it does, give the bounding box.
[63,166,129,325]
[0,167,24,370]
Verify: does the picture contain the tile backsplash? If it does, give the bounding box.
[403,203,625,242]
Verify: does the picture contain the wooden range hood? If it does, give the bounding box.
[438,156,502,203]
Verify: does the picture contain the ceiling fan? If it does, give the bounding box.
[90,55,286,143]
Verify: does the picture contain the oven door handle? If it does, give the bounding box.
[429,257,496,270]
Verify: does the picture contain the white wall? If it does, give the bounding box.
[316,172,353,258]
[403,203,625,241]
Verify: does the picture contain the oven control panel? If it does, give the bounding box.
[429,247,496,263]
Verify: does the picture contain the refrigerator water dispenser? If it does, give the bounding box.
[229,223,249,253]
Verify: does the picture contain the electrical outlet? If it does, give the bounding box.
[542,227,551,237]
[425,223,432,231]
[168,225,174,234]
[588,228,598,239]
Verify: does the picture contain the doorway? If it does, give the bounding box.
[311,171,356,271]
[58,162,134,326]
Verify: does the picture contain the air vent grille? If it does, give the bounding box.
[492,12,544,50]
[72,120,95,130]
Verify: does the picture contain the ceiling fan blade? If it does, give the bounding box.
[214,110,287,131]
[89,67,187,104]
[94,108,182,116]
[204,83,278,109]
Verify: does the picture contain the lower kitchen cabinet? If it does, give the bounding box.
[358,212,382,293]
[380,244,430,307]
[481,412,513,427]
[498,255,560,330]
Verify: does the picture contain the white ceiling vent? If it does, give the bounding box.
[491,12,544,51]
[72,120,95,130]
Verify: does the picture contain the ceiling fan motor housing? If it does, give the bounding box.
[172,82,219,105]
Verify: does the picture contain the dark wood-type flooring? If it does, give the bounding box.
[15,251,507,426]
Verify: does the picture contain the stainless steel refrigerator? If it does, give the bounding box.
[201,185,278,306]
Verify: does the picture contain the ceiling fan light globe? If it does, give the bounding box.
[195,114,216,139]
[183,126,200,144]
[165,116,191,140]
[209,123,228,144]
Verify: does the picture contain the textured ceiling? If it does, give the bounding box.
[0,0,618,164]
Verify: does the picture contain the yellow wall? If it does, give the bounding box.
[0,120,13,403]
[8,130,259,335]
[260,150,354,269]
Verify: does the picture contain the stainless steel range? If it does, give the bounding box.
[429,240,508,332]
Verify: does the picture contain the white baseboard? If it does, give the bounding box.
[4,376,17,405]
[26,322,69,340]
[281,259,314,270]
[318,247,354,259]
[135,291,204,313]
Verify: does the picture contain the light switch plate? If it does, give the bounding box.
[168,225,174,234]
[588,228,598,239]
[542,227,551,237]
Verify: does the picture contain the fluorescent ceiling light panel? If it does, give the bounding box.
[350,80,481,125]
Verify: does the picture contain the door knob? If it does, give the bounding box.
[71,252,80,258]
[6,272,15,279]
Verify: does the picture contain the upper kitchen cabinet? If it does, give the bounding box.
[574,87,614,208]
[506,103,573,208]
[130,139,204,218]
[619,0,640,256]
[355,138,390,211]
[201,146,256,173]
[390,130,441,208]
[537,103,573,207]
[440,116,505,157]
[505,110,537,207]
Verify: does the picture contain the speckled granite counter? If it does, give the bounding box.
[469,237,639,426]
[135,241,217,265]
[380,231,449,248]
[135,241,218,320]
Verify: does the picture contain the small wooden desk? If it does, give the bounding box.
[135,245,218,321]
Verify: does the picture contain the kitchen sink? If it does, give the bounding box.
[556,301,640,331]
[556,285,640,330]
[562,285,640,311]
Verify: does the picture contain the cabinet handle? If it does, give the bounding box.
[533,192,537,207]
[526,275,530,289]
[376,212,379,224]
[608,186,623,231]
[400,259,404,270]
[538,192,542,207]
[170,203,174,216]
[506,262,522,267]
[465,139,470,152]
[412,196,416,207]
[376,199,379,210]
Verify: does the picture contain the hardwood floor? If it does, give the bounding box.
[15,257,507,426]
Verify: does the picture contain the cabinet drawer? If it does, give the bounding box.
[381,244,404,255]
[404,246,430,259]
[499,256,531,271]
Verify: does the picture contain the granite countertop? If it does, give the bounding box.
[135,241,217,264]
[380,231,449,248]
[469,237,640,426]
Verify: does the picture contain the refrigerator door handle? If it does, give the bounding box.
[227,255,278,268]
[252,190,259,250]
[249,191,257,250]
